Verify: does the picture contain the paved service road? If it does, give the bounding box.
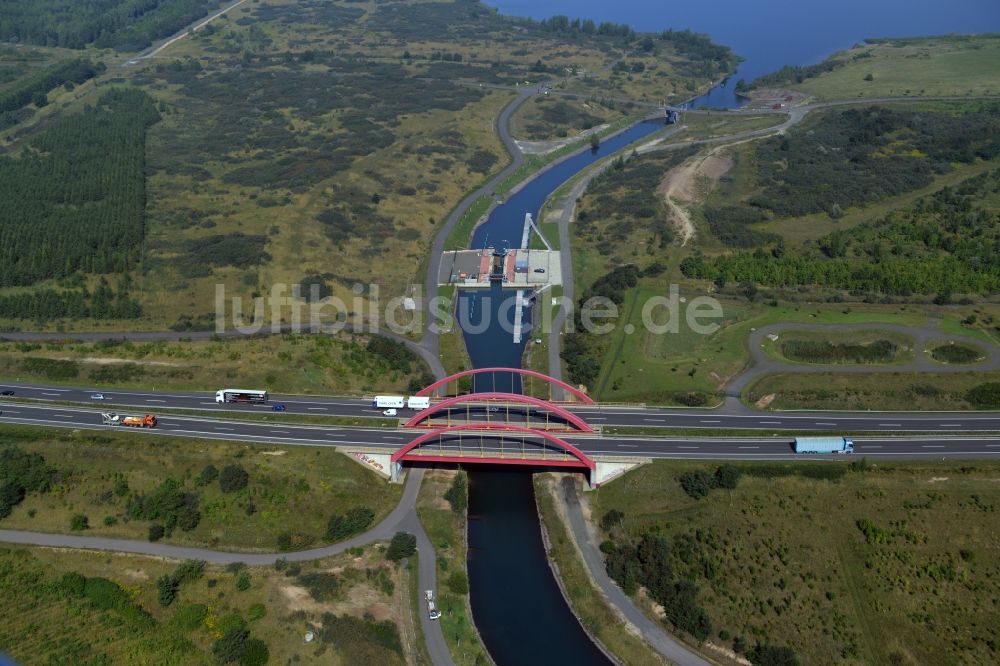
[560,477,710,666]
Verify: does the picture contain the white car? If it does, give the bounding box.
[90,393,105,400]
[383,408,397,416]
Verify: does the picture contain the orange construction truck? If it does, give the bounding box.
[102,413,157,428]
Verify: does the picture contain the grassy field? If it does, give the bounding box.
[760,328,917,366]
[415,469,488,666]
[789,35,1000,100]
[510,94,622,141]
[586,292,991,404]
[0,332,431,396]
[535,474,668,666]
[745,370,1000,411]
[0,541,421,665]
[592,459,1000,665]
[0,424,401,552]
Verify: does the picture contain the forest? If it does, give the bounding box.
[0,0,221,51]
[684,167,1000,297]
[0,58,104,129]
[0,88,158,319]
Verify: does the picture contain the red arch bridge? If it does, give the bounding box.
[345,369,641,486]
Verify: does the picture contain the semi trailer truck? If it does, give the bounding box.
[793,436,854,454]
[102,413,157,428]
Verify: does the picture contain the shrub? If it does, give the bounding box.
[173,559,205,585]
[966,382,1000,408]
[59,571,87,597]
[157,574,178,607]
[197,464,219,486]
[447,571,469,595]
[444,472,467,514]
[386,532,417,561]
[296,572,341,602]
[325,506,375,542]
[240,639,269,666]
[171,603,208,631]
[600,509,625,532]
[103,515,118,526]
[212,627,250,664]
[235,572,251,591]
[219,464,249,493]
[747,644,801,666]
[247,603,267,622]
[679,471,716,499]
[70,514,89,531]
[148,523,165,542]
[931,344,980,364]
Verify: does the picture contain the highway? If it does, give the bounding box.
[4,380,1000,434]
[3,400,1000,460]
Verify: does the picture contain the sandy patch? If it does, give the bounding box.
[260,450,287,456]
[281,584,332,614]
[704,642,753,666]
[122,569,149,581]
[754,393,777,409]
[54,355,180,367]
[929,477,949,483]
[657,150,734,246]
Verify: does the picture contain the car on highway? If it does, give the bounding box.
[272,403,286,412]
[383,408,398,416]
[487,406,500,413]
[533,268,546,273]
[90,393,105,400]
[0,390,13,396]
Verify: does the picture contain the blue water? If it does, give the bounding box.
[489,0,1000,107]
[461,119,666,388]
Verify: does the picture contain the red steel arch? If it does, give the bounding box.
[404,392,594,432]
[415,367,595,404]
[391,423,595,470]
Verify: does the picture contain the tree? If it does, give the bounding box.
[714,465,741,490]
[590,134,600,151]
[70,514,89,531]
[679,471,716,499]
[748,644,802,666]
[443,472,467,514]
[235,572,252,592]
[173,559,205,585]
[325,506,374,542]
[219,465,249,493]
[386,532,417,561]
[239,639,269,666]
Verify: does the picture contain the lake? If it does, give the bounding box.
[488,0,1000,107]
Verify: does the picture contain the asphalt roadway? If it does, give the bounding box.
[2,399,1000,460]
[5,380,1000,435]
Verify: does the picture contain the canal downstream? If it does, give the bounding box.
[459,119,666,665]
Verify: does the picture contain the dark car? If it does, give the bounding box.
[0,390,13,396]
[272,403,286,412]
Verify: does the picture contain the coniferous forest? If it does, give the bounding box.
[0,88,159,320]
[0,0,221,51]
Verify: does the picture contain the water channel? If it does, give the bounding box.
[459,120,666,665]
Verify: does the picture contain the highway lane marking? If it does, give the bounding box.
[863,445,882,449]
[699,420,721,423]
[146,399,165,403]
[54,414,73,418]
[922,445,945,448]
[988,445,1000,448]
[270,430,290,434]
[879,423,902,427]
[738,446,759,449]
[308,407,328,411]
[939,423,961,427]
[816,422,837,426]
[215,427,233,431]
[643,418,666,423]
[0,410,18,414]
[200,402,217,406]
[617,444,638,448]
[42,392,61,396]
[678,446,700,449]
[759,420,781,424]
[588,417,607,421]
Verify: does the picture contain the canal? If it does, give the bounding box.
[459,119,666,665]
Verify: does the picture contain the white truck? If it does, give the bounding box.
[372,395,405,409]
[407,396,430,410]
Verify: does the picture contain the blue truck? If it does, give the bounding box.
[793,436,854,454]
